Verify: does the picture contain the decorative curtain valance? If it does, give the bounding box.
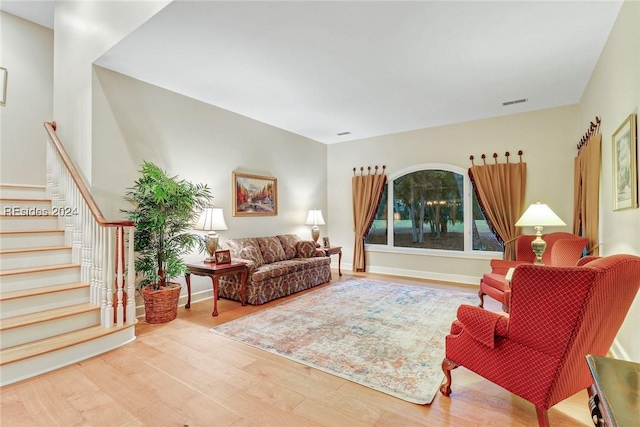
[352,165,386,272]
[573,117,601,255]
[469,151,526,260]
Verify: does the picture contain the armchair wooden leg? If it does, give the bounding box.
[439,357,459,396]
[535,407,550,427]
[478,289,485,308]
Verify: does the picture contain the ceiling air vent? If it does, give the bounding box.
[502,98,528,106]
[336,131,351,136]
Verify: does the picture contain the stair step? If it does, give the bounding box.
[0,229,65,250]
[0,264,81,292]
[0,322,137,386]
[0,198,51,212]
[0,184,47,199]
[0,246,72,270]
[0,214,60,231]
[1,303,101,349]
[0,282,90,319]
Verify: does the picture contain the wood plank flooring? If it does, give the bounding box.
[0,272,594,426]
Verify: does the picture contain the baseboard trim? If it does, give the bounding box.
[365,265,479,286]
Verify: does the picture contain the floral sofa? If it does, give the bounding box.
[218,234,332,305]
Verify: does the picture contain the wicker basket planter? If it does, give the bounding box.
[141,283,182,324]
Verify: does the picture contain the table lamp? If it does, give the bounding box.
[515,202,566,264]
[195,207,228,262]
[305,209,325,247]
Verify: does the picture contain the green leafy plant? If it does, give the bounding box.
[123,161,211,290]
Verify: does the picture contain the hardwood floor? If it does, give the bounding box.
[0,271,593,426]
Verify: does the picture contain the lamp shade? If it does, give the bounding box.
[195,207,228,231]
[515,202,566,227]
[305,209,325,226]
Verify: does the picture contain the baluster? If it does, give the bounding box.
[126,226,136,324]
[104,229,114,327]
[116,226,124,327]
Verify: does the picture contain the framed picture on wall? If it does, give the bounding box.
[0,67,7,105]
[612,113,638,211]
[232,172,278,216]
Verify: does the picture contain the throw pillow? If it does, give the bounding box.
[257,236,287,263]
[277,234,301,260]
[239,246,264,268]
[296,240,317,258]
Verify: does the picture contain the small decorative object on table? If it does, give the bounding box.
[323,237,330,248]
[214,249,232,265]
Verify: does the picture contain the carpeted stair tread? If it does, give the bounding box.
[0,229,64,235]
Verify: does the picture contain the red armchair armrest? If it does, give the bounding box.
[456,304,509,348]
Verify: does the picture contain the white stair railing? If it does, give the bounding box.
[44,121,135,327]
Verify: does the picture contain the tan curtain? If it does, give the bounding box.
[469,161,527,260]
[573,134,601,255]
[352,168,387,272]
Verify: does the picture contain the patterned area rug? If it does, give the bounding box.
[210,278,477,404]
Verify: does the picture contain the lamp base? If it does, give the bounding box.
[204,231,219,263]
[531,226,547,264]
[311,226,320,247]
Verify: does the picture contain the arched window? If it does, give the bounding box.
[366,164,501,253]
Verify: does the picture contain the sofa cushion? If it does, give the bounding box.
[239,245,264,268]
[257,236,287,264]
[226,237,260,257]
[296,240,317,258]
[277,234,301,260]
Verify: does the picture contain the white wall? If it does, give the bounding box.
[579,0,640,361]
[0,12,52,184]
[52,0,171,183]
[327,105,580,283]
[91,66,328,305]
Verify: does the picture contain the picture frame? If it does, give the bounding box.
[232,172,278,216]
[612,113,638,211]
[214,249,231,265]
[0,67,7,106]
[322,237,331,248]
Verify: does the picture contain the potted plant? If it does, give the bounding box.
[123,161,211,323]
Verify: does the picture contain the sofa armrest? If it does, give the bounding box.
[457,304,509,348]
[489,259,528,275]
[315,248,327,257]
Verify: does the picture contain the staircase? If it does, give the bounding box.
[0,182,136,385]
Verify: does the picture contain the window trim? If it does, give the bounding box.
[367,163,501,256]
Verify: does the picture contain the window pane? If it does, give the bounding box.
[365,185,388,245]
[393,170,464,251]
[471,190,503,251]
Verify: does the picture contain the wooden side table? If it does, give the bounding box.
[185,261,248,316]
[324,246,343,276]
[586,354,640,426]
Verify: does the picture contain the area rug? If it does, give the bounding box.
[210,278,477,404]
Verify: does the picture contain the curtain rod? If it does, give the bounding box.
[469,151,523,166]
[353,165,386,176]
[577,116,601,150]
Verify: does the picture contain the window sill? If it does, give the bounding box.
[365,244,502,260]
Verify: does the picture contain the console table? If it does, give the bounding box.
[586,354,640,426]
[185,261,248,316]
[324,246,343,276]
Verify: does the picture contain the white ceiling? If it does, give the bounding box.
[3,1,624,144]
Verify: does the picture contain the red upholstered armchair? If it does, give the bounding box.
[479,232,588,311]
[440,254,640,426]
